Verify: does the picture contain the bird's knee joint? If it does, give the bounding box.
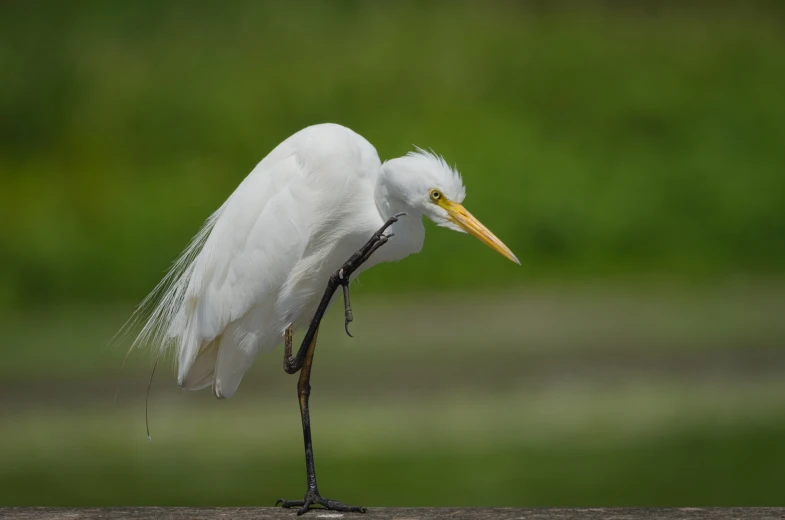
[332,270,348,286]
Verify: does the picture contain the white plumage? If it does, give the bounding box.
[132,123,516,399]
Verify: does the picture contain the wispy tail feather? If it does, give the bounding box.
[118,208,222,374]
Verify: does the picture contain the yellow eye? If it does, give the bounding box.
[430,189,442,201]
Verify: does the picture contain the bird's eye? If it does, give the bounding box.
[430,189,442,201]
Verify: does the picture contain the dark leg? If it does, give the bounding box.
[277,327,365,515]
[282,212,403,376]
[276,213,404,515]
[340,270,354,337]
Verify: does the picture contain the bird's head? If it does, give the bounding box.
[381,149,519,264]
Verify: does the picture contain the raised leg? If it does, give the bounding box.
[283,212,403,376]
[276,213,404,515]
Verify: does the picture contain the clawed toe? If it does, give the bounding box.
[277,498,305,508]
[316,496,367,513]
[296,499,314,516]
[277,494,366,515]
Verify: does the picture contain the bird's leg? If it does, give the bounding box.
[339,269,353,337]
[277,213,403,515]
[277,327,367,515]
[283,212,404,374]
[337,212,405,337]
[283,325,294,370]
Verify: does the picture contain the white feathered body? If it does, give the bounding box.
[137,124,436,398]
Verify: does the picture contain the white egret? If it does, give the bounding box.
[132,123,518,514]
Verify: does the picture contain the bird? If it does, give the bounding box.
[130,123,518,515]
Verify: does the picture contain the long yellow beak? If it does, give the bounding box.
[440,200,520,265]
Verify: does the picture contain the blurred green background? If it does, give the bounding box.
[2,0,785,508]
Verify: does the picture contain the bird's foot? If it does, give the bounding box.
[276,494,367,516]
[336,213,405,337]
[351,213,406,267]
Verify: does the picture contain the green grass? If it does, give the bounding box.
[1,2,785,307]
[3,2,785,503]
[3,380,785,506]
[1,286,784,506]
[7,428,785,506]
[3,282,785,381]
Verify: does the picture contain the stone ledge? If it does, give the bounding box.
[1,509,784,520]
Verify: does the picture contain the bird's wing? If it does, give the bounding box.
[134,149,314,390]
[131,123,382,398]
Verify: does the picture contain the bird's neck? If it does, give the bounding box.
[373,172,425,261]
[374,176,408,221]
